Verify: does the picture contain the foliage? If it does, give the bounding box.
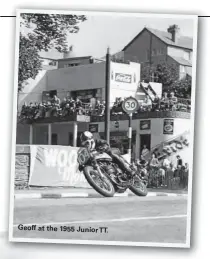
[18,13,87,90]
[141,62,191,98]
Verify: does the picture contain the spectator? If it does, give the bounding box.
[141,145,149,158]
[90,96,97,110]
[169,92,178,111]
[183,163,189,189]
[160,92,169,110]
[176,155,183,169]
[100,100,106,116]
[52,94,60,106]
[152,94,160,111]
[75,98,83,115]
[162,157,171,186]
[60,97,67,109]
[149,153,160,187]
[68,97,76,114]
[143,96,152,111]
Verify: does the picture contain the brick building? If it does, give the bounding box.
[122,25,193,80]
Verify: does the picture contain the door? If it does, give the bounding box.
[69,132,82,147]
[51,133,58,145]
[140,134,151,157]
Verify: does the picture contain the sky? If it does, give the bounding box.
[38,13,195,59]
[64,14,195,58]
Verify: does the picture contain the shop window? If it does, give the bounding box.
[42,90,57,102]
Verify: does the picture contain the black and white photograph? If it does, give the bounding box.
[9,9,198,248]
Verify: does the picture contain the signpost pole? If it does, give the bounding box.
[128,113,133,163]
[73,121,78,147]
[48,123,52,145]
[29,124,33,145]
[121,96,139,163]
[105,47,111,144]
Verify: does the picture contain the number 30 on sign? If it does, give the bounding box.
[122,97,139,114]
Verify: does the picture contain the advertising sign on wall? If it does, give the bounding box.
[110,61,141,104]
[163,119,174,134]
[115,73,132,83]
[29,145,90,188]
[140,120,151,130]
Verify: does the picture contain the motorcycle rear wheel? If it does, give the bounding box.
[83,166,115,197]
[129,175,148,196]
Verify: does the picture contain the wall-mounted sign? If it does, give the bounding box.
[76,115,90,122]
[115,73,132,83]
[89,124,99,133]
[140,120,151,130]
[163,119,174,135]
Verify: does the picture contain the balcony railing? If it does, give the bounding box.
[17,110,191,125]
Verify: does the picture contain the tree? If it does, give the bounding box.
[141,62,192,98]
[18,13,87,90]
[141,62,179,86]
[170,76,192,99]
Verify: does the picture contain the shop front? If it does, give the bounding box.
[99,131,136,159]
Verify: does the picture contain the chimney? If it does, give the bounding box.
[167,25,180,43]
[63,45,74,59]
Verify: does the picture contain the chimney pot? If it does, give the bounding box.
[167,24,180,43]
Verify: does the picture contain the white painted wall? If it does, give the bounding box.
[18,70,48,110]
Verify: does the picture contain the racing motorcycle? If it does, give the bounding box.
[77,147,148,197]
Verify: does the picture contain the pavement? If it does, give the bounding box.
[14,187,188,200]
[11,194,188,246]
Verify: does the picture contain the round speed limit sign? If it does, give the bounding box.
[122,97,139,114]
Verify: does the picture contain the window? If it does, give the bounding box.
[49,61,57,66]
[42,90,57,102]
[180,65,186,73]
[49,90,57,98]
[152,49,155,56]
[183,51,191,61]
[67,63,79,67]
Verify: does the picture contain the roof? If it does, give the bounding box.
[56,56,92,61]
[39,49,64,60]
[170,56,192,66]
[122,27,193,51]
[39,51,92,62]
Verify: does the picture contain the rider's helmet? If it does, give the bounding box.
[80,131,95,150]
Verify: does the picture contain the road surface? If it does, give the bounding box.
[12,195,188,245]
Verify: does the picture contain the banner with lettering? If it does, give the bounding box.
[29,145,90,188]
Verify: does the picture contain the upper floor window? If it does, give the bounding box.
[152,49,157,56]
[49,61,57,66]
[68,63,79,67]
[180,65,186,73]
[183,51,191,61]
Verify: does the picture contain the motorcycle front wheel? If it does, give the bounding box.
[129,175,148,196]
[83,166,115,197]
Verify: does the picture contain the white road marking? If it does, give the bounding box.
[13,214,187,228]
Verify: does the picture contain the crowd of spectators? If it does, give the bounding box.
[19,95,106,121]
[19,91,191,121]
[111,92,191,115]
[133,150,189,189]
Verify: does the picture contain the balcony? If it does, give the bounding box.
[17,110,190,125]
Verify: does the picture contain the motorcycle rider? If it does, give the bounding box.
[80,131,135,177]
